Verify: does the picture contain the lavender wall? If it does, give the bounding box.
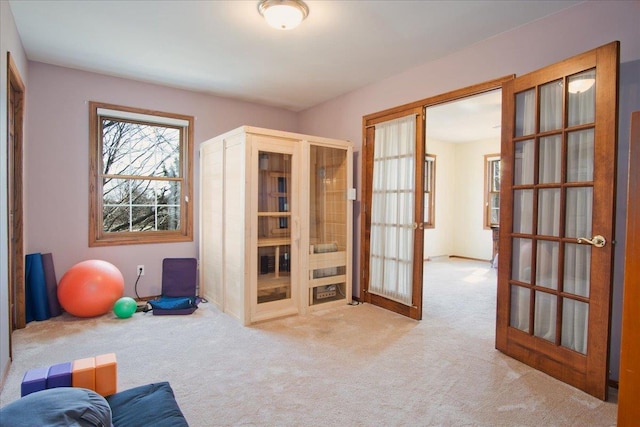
[613,58,640,382]
[25,62,298,299]
[298,1,640,381]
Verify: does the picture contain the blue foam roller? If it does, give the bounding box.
[25,253,50,323]
[47,362,72,389]
[21,367,48,397]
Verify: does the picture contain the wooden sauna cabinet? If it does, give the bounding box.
[199,126,353,324]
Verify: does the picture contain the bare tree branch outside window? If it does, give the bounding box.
[101,119,182,233]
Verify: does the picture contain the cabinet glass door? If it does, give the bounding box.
[308,145,348,305]
[257,151,291,304]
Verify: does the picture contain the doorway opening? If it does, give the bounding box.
[423,89,502,262]
[360,76,511,320]
[422,89,502,331]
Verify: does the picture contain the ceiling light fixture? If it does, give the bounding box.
[258,0,309,31]
[567,78,595,94]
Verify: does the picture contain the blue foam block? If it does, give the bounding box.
[21,366,49,397]
[47,362,72,389]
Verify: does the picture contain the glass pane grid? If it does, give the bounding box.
[537,188,561,237]
[568,69,596,127]
[102,178,182,232]
[510,284,531,332]
[561,298,589,354]
[534,290,557,343]
[539,80,563,132]
[567,129,594,182]
[563,243,591,297]
[509,73,595,349]
[539,134,562,183]
[535,240,559,290]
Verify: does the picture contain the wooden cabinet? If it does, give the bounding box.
[199,126,353,324]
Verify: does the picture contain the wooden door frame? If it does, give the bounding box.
[7,52,26,346]
[360,75,514,319]
[618,111,640,424]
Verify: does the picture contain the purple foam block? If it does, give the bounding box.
[21,367,48,397]
[47,362,72,389]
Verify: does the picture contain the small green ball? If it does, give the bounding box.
[113,297,137,319]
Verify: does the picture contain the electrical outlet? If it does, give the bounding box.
[137,265,145,276]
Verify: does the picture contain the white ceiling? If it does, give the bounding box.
[9,0,580,114]
[426,89,502,143]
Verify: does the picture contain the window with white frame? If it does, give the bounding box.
[424,154,436,228]
[485,154,500,228]
[89,102,194,246]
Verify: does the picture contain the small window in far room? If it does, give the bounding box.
[484,154,501,229]
[424,154,436,228]
[89,102,194,246]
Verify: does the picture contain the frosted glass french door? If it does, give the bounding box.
[363,109,424,320]
[496,42,618,400]
[369,115,415,305]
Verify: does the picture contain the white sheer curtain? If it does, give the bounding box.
[368,115,415,305]
[561,72,595,354]
[510,74,595,354]
[533,81,564,342]
[511,89,535,331]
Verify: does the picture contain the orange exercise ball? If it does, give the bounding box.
[57,260,124,318]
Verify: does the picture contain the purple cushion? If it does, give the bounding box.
[162,258,197,297]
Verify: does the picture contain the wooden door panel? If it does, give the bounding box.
[496,41,619,400]
[360,108,423,320]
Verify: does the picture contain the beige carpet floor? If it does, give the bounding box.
[0,258,617,426]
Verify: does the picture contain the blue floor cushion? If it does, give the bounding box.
[0,387,112,426]
[105,382,188,427]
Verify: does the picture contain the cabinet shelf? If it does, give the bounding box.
[257,212,291,217]
[311,282,347,305]
[308,274,347,289]
[257,237,291,247]
[257,273,291,290]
